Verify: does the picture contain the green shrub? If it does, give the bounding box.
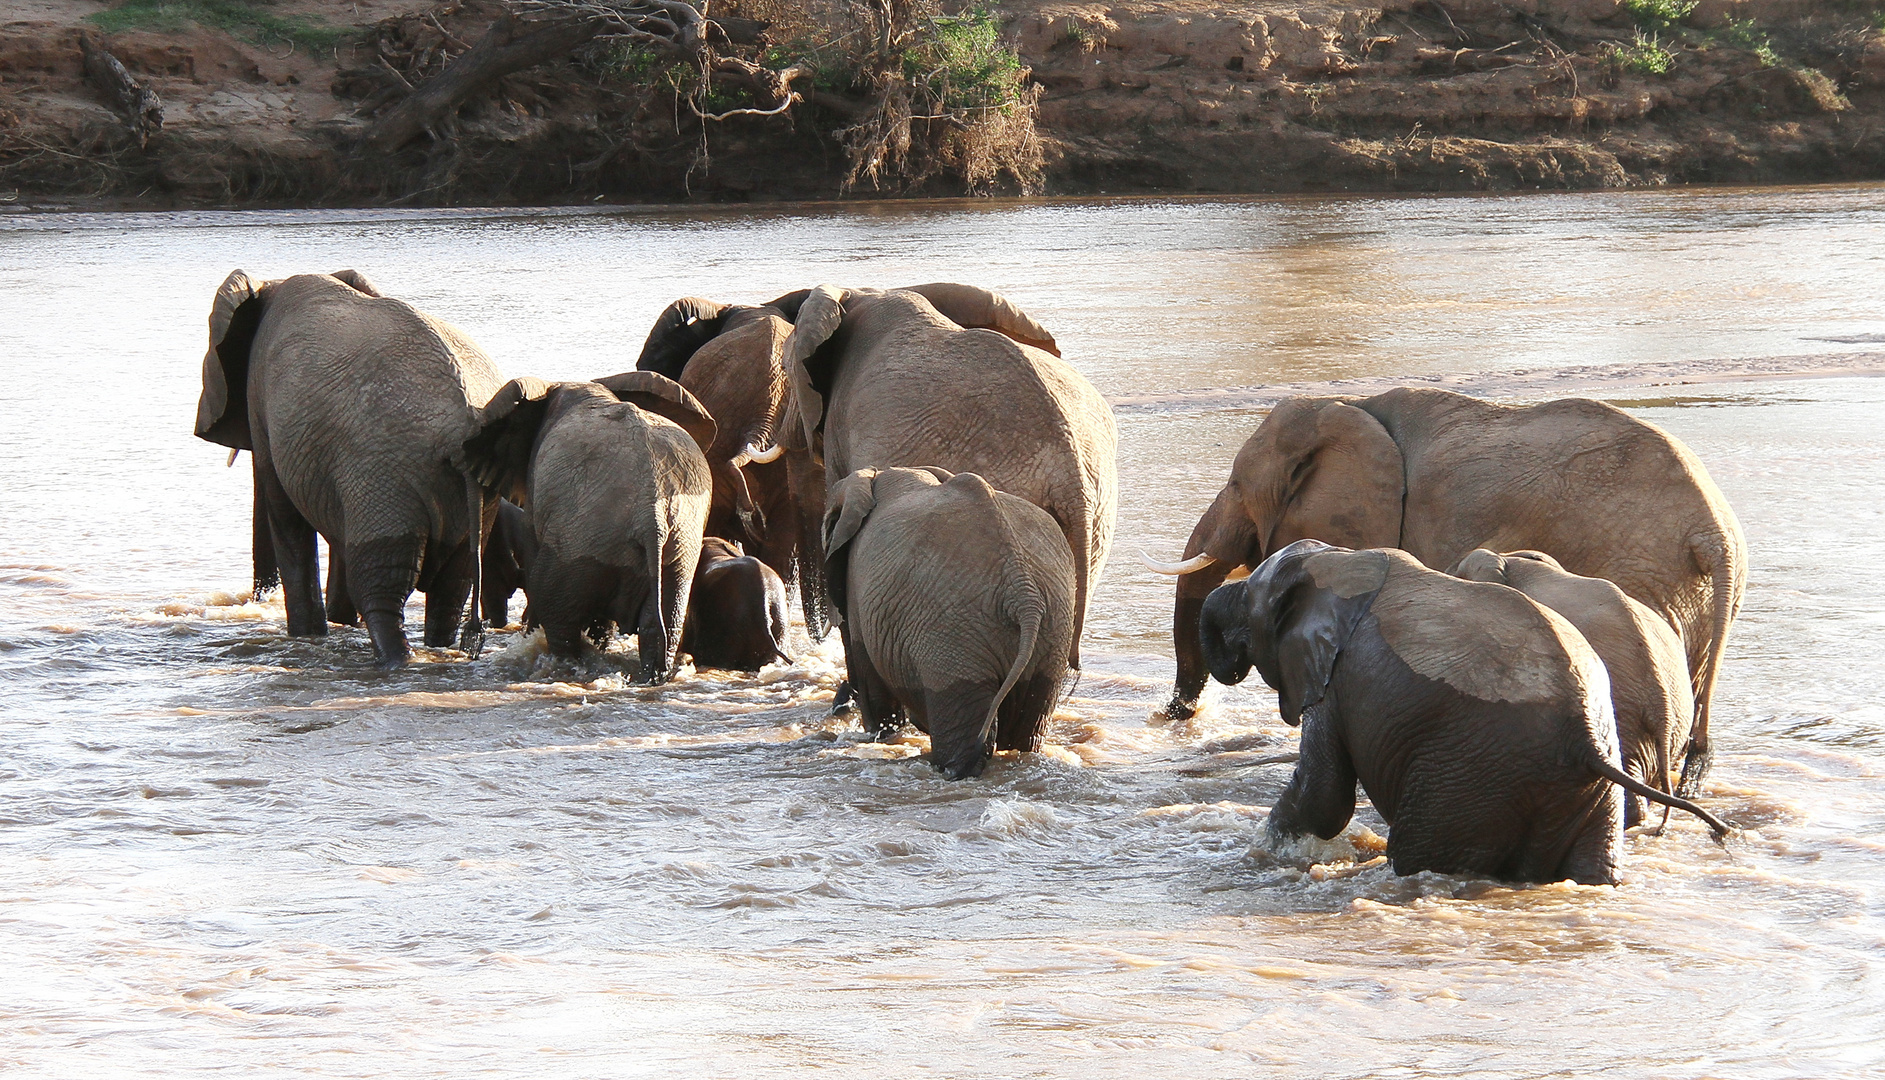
[1717,18,1779,66]
[1607,32,1676,75]
[904,9,1029,112]
[90,0,343,50]
[587,42,667,86]
[1619,0,1697,34]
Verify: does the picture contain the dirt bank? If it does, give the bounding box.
[4,0,1884,206]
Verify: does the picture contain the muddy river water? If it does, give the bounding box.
[2,186,1884,1077]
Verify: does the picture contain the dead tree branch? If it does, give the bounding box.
[79,32,162,149]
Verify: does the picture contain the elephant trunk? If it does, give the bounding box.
[1163,485,1258,721]
[788,452,830,640]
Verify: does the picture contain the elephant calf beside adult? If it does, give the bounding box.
[781,283,1117,667]
[1148,388,1745,793]
[194,270,505,667]
[1201,541,1730,885]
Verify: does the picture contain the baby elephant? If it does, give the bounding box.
[681,537,793,672]
[459,372,713,682]
[1450,548,1696,828]
[825,467,1076,779]
[1201,540,1727,885]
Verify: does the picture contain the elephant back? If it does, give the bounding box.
[529,395,710,565]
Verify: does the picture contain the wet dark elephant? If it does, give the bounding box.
[479,499,536,627]
[1200,540,1729,884]
[1451,548,1696,827]
[194,270,505,667]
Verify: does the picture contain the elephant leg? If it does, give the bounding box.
[482,583,513,628]
[1556,789,1624,886]
[255,457,325,639]
[346,535,424,668]
[841,628,900,738]
[1267,704,1358,843]
[632,587,670,684]
[923,679,1000,780]
[994,671,1058,753]
[324,541,358,627]
[250,466,280,600]
[421,539,475,649]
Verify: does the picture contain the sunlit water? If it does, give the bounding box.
[2,186,1884,1077]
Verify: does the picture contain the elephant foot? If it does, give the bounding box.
[1676,739,1714,799]
[1154,693,1199,725]
[365,611,410,669]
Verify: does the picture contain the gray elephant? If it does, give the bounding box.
[194,270,505,666]
[457,372,713,683]
[824,467,1076,779]
[680,537,793,673]
[1148,388,1745,794]
[1201,540,1729,885]
[1450,548,1696,828]
[782,283,1116,667]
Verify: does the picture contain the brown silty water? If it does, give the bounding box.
[1,185,1883,1077]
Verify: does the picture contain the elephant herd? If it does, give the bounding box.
[193,270,1746,887]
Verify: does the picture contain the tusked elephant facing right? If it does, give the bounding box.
[1201,540,1730,886]
[1146,388,1746,795]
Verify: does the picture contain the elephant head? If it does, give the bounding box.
[1149,398,1405,719]
[781,283,1061,461]
[1201,540,1386,726]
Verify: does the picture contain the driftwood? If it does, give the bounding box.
[79,32,163,148]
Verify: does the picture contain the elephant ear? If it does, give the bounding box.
[1447,548,1509,583]
[1236,398,1405,564]
[1253,542,1385,726]
[195,269,267,450]
[636,297,730,380]
[899,282,1060,356]
[328,269,381,296]
[782,285,849,458]
[458,377,555,506]
[594,370,717,454]
[763,289,812,322]
[821,468,880,626]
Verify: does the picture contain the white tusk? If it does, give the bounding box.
[1139,550,1218,575]
[226,448,241,467]
[741,443,784,464]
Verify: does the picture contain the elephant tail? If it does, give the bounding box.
[1587,751,1731,843]
[1678,528,1744,797]
[982,591,1047,754]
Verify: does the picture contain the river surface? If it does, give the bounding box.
[3,186,1885,1077]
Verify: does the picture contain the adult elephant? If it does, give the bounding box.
[634,295,814,629]
[194,270,504,667]
[783,284,1116,666]
[1146,388,1745,792]
[1201,541,1729,884]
